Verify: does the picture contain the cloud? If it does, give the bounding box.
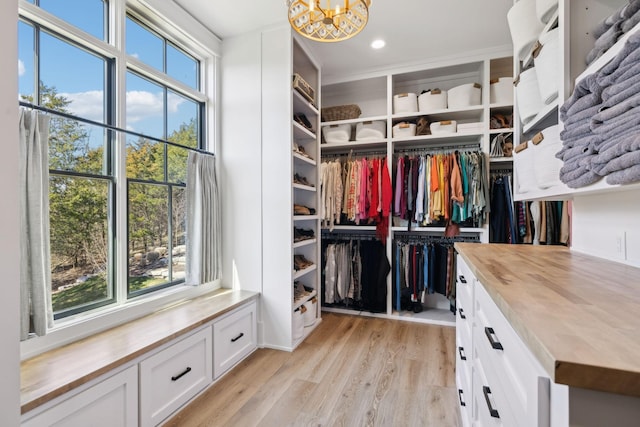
[18,59,25,76]
[61,90,106,122]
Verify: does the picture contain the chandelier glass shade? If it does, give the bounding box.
[287,0,372,42]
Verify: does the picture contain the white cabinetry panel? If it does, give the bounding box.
[213,301,257,378]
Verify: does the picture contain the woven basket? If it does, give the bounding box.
[321,104,362,122]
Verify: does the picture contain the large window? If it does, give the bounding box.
[18,1,211,321]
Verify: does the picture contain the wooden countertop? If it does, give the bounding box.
[455,243,640,398]
[21,289,259,414]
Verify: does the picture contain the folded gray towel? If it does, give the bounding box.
[591,106,640,137]
[622,8,640,33]
[556,144,599,162]
[623,0,640,20]
[565,171,604,188]
[562,104,602,127]
[597,47,640,87]
[606,164,640,184]
[596,31,640,85]
[560,121,594,141]
[592,132,640,166]
[594,147,640,176]
[560,75,604,121]
[587,21,623,64]
[593,93,640,125]
[560,159,602,188]
[601,64,640,99]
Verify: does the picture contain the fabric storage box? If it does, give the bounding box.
[418,89,447,112]
[514,141,538,193]
[532,125,563,188]
[447,83,481,109]
[321,104,361,122]
[322,123,352,143]
[293,307,304,340]
[515,67,545,125]
[490,77,514,104]
[355,120,386,140]
[430,120,457,135]
[392,122,417,138]
[507,0,545,60]
[393,93,418,114]
[457,122,483,133]
[533,28,560,104]
[536,0,558,24]
[303,298,317,327]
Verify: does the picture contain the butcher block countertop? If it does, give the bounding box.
[20,289,259,414]
[455,243,640,398]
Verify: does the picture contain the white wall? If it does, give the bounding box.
[571,189,640,267]
[0,0,22,424]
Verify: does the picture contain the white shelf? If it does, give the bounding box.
[489,103,514,110]
[322,225,377,231]
[514,179,640,202]
[392,226,484,233]
[293,238,317,249]
[393,131,483,147]
[293,183,316,192]
[522,101,558,134]
[293,289,317,310]
[490,157,514,163]
[321,115,388,126]
[391,106,484,122]
[293,151,316,165]
[293,264,317,280]
[292,89,319,116]
[321,139,387,153]
[489,128,514,134]
[293,121,316,140]
[293,214,319,221]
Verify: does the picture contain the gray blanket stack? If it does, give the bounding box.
[587,0,640,65]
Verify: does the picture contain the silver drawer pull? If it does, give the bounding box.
[458,346,467,361]
[459,275,467,284]
[458,389,466,407]
[171,366,192,382]
[458,308,466,320]
[482,386,500,418]
[484,327,504,350]
[231,332,245,343]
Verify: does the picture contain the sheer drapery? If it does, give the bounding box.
[185,151,221,285]
[19,109,54,340]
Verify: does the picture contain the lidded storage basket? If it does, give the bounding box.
[418,89,447,112]
[321,104,361,122]
[430,120,457,135]
[393,93,418,114]
[514,140,538,194]
[532,125,563,189]
[490,77,514,104]
[507,0,545,60]
[533,28,560,105]
[392,122,417,138]
[356,120,386,141]
[515,67,545,125]
[447,83,482,109]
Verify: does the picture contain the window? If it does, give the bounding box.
[18,1,213,323]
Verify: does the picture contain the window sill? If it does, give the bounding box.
[21,280,222,360]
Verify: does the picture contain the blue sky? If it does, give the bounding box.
[18,0,199,141]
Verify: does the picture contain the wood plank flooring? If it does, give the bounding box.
[165,312,461,427]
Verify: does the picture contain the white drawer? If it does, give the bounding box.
[140,327,212,427]
[456,363,472,427]
[456,329,472,391]
[213,301,257,378]
[475,282,550,427]
[473,359,503,427]
[456,256,474,316]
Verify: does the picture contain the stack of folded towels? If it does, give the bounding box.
[557,30,640,187]
[586,0,640,65]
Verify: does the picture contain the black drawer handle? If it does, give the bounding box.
[231,332,244,343]
[458,308,466,320]
[483,386,500,418]
[458,389,466,407]
[459,275,467,284]
[458,346,467,361]
[171,366,192,382]
[484,327,504,350]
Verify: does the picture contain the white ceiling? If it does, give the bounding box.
[174,0,514,80]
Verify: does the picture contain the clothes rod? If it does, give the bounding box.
[322,150,387,159]
[394,144,481,154]
[19,101,215,157]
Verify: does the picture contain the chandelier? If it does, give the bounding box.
[287,0,372,43]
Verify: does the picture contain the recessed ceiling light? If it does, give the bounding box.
[371,39,385,49]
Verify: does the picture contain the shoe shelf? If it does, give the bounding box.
[293,183,316,192]
[293,238,317,249]
[293,214,319,221]
[293,289,317,310]
[489,128,514,135]
[293,90,319,117]
[293,151,316,166]
[293,121,316,140]
[293,264,317,280]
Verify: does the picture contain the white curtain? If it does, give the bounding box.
[185,151,221,285]
[19,109,54,340]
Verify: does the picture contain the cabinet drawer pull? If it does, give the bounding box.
[458,346,467,361]
[484,327,504,350]
[458,389,466,407]
[482,386,500,418]
[231,332,245,343]
[459,275,467,284]
[458,308,466,320]
[171,366,192,382]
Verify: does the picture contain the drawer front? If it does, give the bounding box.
[456,293,472,350]
[213,301,257,378]
[473,359,504,427]
[456,364,472,427]
[475,282,550,427]
[456,256,475,315]
[456,329,472,391]
[140,327,212,427]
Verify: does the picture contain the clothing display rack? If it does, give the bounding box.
[394,143,481,155]
[322,150,387,159]
[321,231,377,240]
[393,233,481,244]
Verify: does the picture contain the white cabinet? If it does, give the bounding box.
[139,327,213,427]
[213,301,257,378]
[21,366,138,427]
[455,257,474,426]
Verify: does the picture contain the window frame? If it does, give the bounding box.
[19,0,222,358]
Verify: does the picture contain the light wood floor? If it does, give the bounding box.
[166,312,461,427]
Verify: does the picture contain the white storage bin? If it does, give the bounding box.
[457,122,483,133]
[418,89,447,112]
[430,120,457,135]
[532,125,563,189]
[322,123,351,144]
[508,0,545,60]
[355,120,386,141]
[293,307,304,340]
[392,122,417,138]
[533,28,560,105]
[515,67,545,125]
[447,83,481,109]
[514,141,538,194]
[393,93,418,114]
[490,77,514,104]
[303,298,317,327]
[536,0,558,24]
